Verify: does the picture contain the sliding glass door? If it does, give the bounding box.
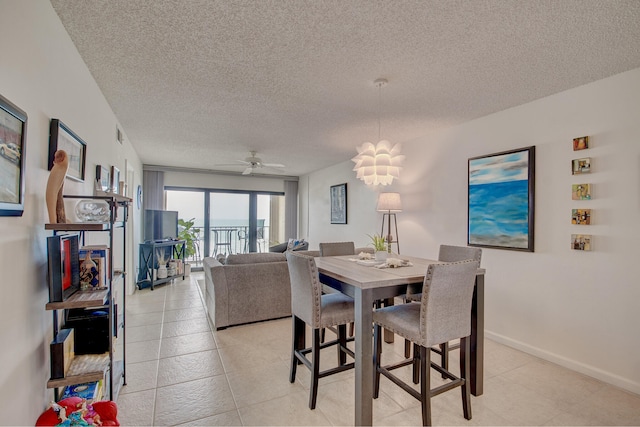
[166,188,284,264]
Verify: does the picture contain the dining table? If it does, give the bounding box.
[314,254,486,427]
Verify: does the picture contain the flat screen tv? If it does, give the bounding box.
[144,209,178,242]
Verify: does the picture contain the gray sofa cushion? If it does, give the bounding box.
[225,252,286,265]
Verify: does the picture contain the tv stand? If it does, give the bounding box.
[137,240,185,290]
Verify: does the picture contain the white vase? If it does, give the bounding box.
[184,263,191,276]
[157,264,168,279]
[375,251,388,262]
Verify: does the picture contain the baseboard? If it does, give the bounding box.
[485,330,640,396]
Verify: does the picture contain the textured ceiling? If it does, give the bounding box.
[50,0,640,177]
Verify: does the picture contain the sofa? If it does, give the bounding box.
[203,251,319,330]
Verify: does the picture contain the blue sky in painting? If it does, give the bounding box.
[469,152,528,185]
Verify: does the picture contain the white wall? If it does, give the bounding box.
[163,169,289,193]
[0,2,143,424]
[302,68,640,395]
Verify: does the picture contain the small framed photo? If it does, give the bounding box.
[0,93,28,217]
[572,184,592,200]
[573,136,589,151]
[571,234,592,251]
[110,166,120,193]
[330,183,347,224]
[95,165,110,192]
[48,119,87,182]
[47,234,80,302]
[116,126,123,144]
[571,209,591,225]
[571,157,591,175]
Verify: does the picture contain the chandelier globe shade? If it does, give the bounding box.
[352,79,404,186]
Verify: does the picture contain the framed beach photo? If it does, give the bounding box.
[330,183,347,224]
[48,119,87,182]
[468,146,535,252]
[0,93,28,217]
[95,165,110,192]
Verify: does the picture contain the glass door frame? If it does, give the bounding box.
[165,186,284,256]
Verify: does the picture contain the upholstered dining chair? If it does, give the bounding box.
[319,241,356,257]
[318,242,358,340]
[285,251,355,409]
[404,245,482,373]
[373,260,479,426]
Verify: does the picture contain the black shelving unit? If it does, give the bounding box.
[136,240,186,290]
[45,194,130,402]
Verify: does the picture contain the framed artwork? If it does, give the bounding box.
[572,184,592,200]
[571,234,592,251]
[95,165,110,192]
[573,136,589,151]
[110,166,120,193]
[571,209,591,225]
[47,234,80,302]
[468,146,535,252]
[330,183,347,224]
[0,93,27,217]
[572,157,591,175]
[48,119,87,182]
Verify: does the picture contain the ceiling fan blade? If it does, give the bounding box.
[242,167,253,175]
[261,162,285,168]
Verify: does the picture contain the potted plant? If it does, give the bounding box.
[178,217,201,276]
[368,233,388,261]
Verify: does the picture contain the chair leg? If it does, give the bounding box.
[440,342,449,378]
[373,323,382,399]
[309,329,321,409]
[413,343,420,384]
[290,316,304,383]
[460,336,472,420]
[420,345,432,426]
[337,324,347,366]
[320,327,325,343]
[349,322,354,337]
[404,338,411,358]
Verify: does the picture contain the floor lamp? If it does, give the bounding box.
[377,192,402,254]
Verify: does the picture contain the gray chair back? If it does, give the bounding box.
[286,251,323,328]
[420,260,478,347]
[438,245,482,266]
[406,245,481,301]
[319,241,356,257]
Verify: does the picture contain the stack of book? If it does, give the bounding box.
[60,380,103,402]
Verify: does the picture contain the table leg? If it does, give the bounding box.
[354,287,374,426]
[470,274,484,396]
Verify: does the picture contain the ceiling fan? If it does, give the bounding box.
[216,151,286,175]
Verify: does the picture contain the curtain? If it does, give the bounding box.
[143,170,164,210]
[284,180,298,239]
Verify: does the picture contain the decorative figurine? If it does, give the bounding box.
[46,149,69,223]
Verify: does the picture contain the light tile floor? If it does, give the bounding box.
[117,273,640,426]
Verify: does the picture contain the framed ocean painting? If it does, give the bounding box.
[468,146,535,252]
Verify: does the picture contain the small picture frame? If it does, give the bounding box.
[95,165,110,192]
[571,157,591,175]
[571,209,591,225]
[47,234,80,302]
[116,126,123,144]
[573,136,589,151]
[330,183,347,224]
[48,119,87,182]
[110,166,120,194]
[572,184,592,200]
[0,93,28,217]
[571,234,592,251]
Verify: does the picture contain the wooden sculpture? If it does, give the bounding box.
[46,150,69,223]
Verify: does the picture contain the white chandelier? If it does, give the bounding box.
[352,78,404,186]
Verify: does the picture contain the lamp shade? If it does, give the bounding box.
[376,192,402,212]
[352,140,405,186]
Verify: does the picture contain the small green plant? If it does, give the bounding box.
[368,233,387,252]
[178,218,201,260]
